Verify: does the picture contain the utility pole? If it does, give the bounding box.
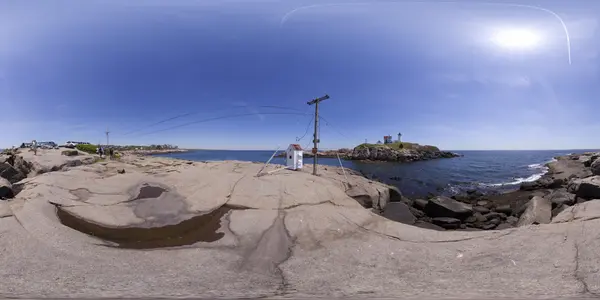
[307,94,330,176]
[105,127,110,147]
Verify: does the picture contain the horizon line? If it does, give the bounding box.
[180,148,599,152]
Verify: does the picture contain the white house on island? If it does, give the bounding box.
[286,144,304,170]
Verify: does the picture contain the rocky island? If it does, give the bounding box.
[278,141,461,162]
[0,147,599,298]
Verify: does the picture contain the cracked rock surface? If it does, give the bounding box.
[1,151,600,298]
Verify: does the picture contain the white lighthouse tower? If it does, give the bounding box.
[397,132,402,143]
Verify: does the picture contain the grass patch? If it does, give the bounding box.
[76,144,98,154]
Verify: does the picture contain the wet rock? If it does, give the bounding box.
[413,198,428,210]
[567,176,600,200]
[517,196,552,226]
[408,206,425,218]
[382,202,416,225]
[487,218,502,226]
[399,196,414,207]
[476,200,491,208]
[465,215,476,224]
[520,177,552,191]
[118,169,126,174]
[494,205,513,216]
[484,212,507,220]
[473,206,490,214]
[520,177,564,191]
[424,196,473,220]
[474,212,487,223]
[431,217,461,229]
[0,177,13,199]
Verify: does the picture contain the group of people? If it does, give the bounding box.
[96,145,115,159]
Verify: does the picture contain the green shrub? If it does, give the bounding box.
[76,144,98,154]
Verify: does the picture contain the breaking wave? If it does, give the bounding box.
[481,158,557,187]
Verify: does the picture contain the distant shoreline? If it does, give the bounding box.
[123,149,189,155]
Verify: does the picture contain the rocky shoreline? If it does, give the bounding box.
[123,148,189,156]
[376,151,600,231]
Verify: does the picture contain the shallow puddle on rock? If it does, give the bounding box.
[132,185,166,200]
[56,206,231,249]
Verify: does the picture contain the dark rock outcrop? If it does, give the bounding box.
[423,196,473,220]
[545,189,575,207]
[0,178,13,199]
[0,162,26,184]
[520,176,564,191]
[567,176,600,200]
[382,202,416,225]
[591,158,600,175]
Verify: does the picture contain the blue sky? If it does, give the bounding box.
[1,0,598,150]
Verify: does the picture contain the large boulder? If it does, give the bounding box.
[345,184,399,210]
[591,158,600,176]
[382,202,416,225]
[545,189,575,207]
[567,176,600,200]
[0,177,13,199]
[0,162,26,184]
[423,196,473,220]
[517,196,551,226]
[12,155,32,175]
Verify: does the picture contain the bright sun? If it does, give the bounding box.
[491,29,541,50]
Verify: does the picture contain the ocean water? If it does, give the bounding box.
[156,149,597,198]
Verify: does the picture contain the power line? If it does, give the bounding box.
[296,114,314,142]
[318,115,352,140]
[121,112,196,135]
[135,111,309,137]
[120,105,307,136]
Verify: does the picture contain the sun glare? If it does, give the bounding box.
[491,28,541,50]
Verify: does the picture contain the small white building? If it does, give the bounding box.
[286,144,303,170]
